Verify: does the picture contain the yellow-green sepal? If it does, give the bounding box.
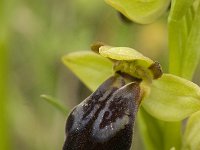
[105,0,171,24]
[62,51,113,91]
[142,74,200,121]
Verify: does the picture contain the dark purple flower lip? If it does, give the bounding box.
[63,74,142,150]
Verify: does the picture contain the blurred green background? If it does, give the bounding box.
[1,0,200,150]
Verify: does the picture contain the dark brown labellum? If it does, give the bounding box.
[63,75,141,150]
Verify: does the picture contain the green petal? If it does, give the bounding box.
[99,46,153,63]
[105,0,170,24]
[182,111,200,150]
[99,46,162,80]
[62,51,113,91]
[142,74,200,121]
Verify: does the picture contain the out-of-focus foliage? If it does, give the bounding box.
[1,0,199,150]
[0,0,10,149]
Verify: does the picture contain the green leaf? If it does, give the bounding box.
[62,51,113,91]
[142,74,200,121]
[181,2,200,79]
[182,111,200,150]
[167,2,199,150]
[105,0,170,24]
[169,1,200,80]
[169,0,194,21]
[41,95,68,115]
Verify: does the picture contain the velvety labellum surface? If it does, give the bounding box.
[63,75,141,150]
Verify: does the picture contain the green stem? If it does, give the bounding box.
[0,37,10,150]
[168,19,182,75]
[0,0,10,148]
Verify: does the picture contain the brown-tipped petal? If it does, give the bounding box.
[91,42,105,54]
[63,76,141,150]
[148,61,163,79]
